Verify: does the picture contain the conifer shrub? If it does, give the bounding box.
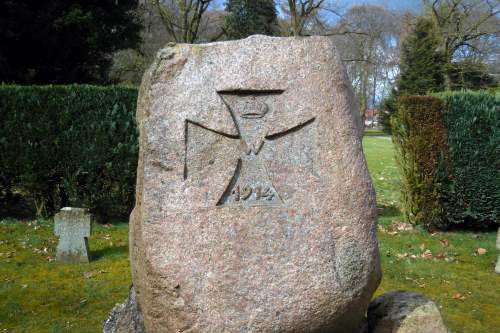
[391,96,448,228]
[393,92,499,229]
[436,91,499,227]
[0,85,138,218]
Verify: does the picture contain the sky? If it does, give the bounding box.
[338,0,422,13]
[213,0,423,13]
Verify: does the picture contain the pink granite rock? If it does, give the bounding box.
[130,35,381,332]
[368,291,449,333]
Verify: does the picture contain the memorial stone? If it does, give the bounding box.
[54,207,92,263]
[129,35,381,332]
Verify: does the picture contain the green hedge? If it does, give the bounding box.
[437,91,499,227]
[0,85,138,218]
[391,96,448,228]
[392,91,499,229]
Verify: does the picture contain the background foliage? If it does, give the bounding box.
[0,85,138,219]
[436,91,500,227]
[391,96,448,228]
[395,17,446,96]
[0,0,141,84]
[392,91,499,229]
[223,0,279,39]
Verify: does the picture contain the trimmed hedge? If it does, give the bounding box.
[437,91,499,227]
[392,91,499,229]
[0,85,138,218]
[391,96,448,228]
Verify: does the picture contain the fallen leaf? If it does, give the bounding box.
[452,293,465,300]
[391,221,413,231]
[440,239,450,247]
[421,250,433,259]
[387,231,398,236]
[477,248,487,255]
[84,272,93,279]
[435,252,446,259]
[396,252,409,259]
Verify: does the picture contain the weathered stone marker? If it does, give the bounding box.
[128,35,381,332]
[496,227,500,273]
[54,207,92,263]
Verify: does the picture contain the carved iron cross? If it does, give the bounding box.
[185,90,314,207]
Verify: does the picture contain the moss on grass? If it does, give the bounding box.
[0,135,498,332]
[364,136,500,333]
[0,220,130,332]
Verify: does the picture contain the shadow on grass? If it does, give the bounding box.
[363,129,389,137]
[91,245,128,261]
[0,193,36,220]
[438,220,499,233]
[377,204,401,218]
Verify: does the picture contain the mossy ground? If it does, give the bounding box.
[0,221,130,332]
[1,134,498,332]
[365,134,500,333]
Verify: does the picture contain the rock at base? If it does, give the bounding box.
[103,286,145,333]
[367,291,448,333]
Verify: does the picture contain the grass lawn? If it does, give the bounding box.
[1,134,498,332]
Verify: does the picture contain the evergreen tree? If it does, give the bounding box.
[447,60,497,91]
[380,17,445,133]
[0,0,141,84]
[223,0,279,40]
[396,17,446,95]
[381,16,497,133]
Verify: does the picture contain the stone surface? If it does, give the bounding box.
[496,228,500,273]
[368,291,449,333]
[54,207,92,263]
[103,286,145,333]
[130,35,381,332]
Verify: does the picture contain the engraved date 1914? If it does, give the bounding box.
[231,185,275,202]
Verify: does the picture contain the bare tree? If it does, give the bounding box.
[332,5,404,121]
[279,0,326,36]
[424,0,500,87]
[151,0,214,43]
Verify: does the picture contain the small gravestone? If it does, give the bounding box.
[496,228,500,274]
[54,207,92,263]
